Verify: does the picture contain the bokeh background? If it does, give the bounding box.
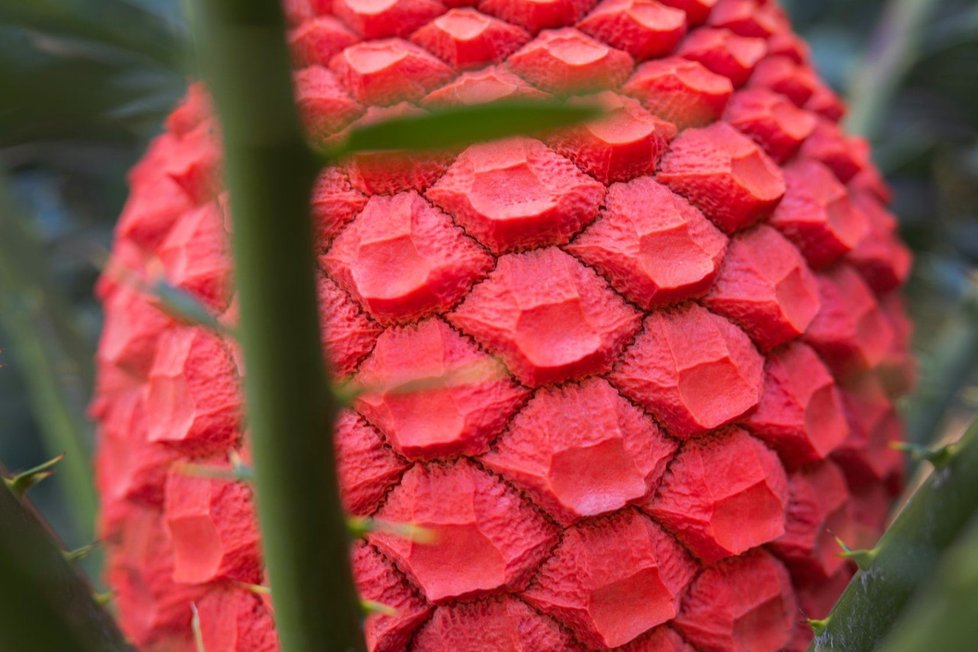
[0,0,976,565]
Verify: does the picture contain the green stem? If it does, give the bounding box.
[845,0,944,140]
[811,419,978,650]
[0,466,130,651]
[0,180,98,542]
[878,514,978,652]
[193,2,364,651]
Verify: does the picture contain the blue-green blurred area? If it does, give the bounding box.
[0,0,190,551]
[0,0,976,554]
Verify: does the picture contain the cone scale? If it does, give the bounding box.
[93,0,914,649]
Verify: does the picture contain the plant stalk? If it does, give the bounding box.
[878,513,978,652]
[192,1,364,651]
[811,419,978,650]
[0,465,130,651]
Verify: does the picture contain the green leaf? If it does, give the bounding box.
[0,25,185,148]
[329,100,603,157]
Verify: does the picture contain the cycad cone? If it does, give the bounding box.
[93,0,914,649]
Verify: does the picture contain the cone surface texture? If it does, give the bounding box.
[94,0,915,649]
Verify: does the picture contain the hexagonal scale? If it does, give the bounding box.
[577,0,688,61]
[611,304,763,438]
[657,122,785,233]
[451,247,642,386]
[569,175,727,307]
[354,318,529,460]
[413,597,579,650]
[323,191,493,324]
[674,549,797,652]
[163,468,260,584]
[522,509,697,648]
[482,377,676,524]
[643,428,788,563]
[370,460,558,602]
[623,57,733,128]
[427,137,605,253]
[702,225,820,351]
[506,28,635,94]
[745,342,849,468]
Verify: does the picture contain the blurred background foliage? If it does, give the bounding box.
[0,0,976,581]
[0,0,190,553]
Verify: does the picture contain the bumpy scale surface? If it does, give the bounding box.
[94,0,914,649]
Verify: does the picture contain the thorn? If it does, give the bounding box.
[173,463,242,482]
[63,541,99,564]
[235,581,271,596]
[361,599,397,617]
[93,591,114,606]
[191,603,207,652]
[333,359,501,406]
[4,453,65,497]
[173,451,254,483]
[890,441,959,468]
[227,450,255,482]
[347,516,435,543]
[331,379,362,406]
[151,280,233,337]
[6,471,55,495]
[835,536,878,570]
[809,617,829,635]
